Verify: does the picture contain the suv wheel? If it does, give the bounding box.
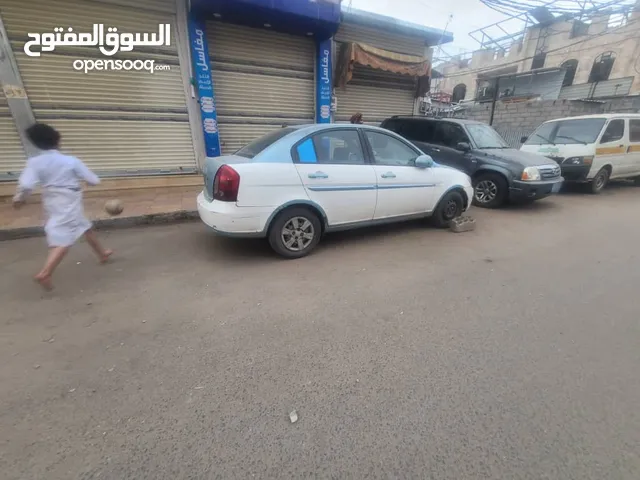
[268,207,322,259]
[473,173,507,208]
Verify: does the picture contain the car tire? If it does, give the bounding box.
[472,172,507,208]
[268,207,322,259]
[589,167,609,194]
[432,190,465,228]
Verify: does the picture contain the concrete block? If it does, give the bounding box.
[450,215,476,233]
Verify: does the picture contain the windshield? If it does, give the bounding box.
[524,118,607,145]
[465,124,510,149]
[236,127,297,158]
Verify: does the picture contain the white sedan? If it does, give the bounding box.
[197,124,473,258]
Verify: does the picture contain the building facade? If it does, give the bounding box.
[435,2,640,103]
[0,0,451,187]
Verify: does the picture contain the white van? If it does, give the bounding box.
[520,114,640,193]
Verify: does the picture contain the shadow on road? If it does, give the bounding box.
[558,180,638,196]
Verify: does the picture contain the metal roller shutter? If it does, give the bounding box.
[207,21,315,155]
[335,66,416,125]
[1,0,197,176]
[334,23,423,125]
[0,89,26,179]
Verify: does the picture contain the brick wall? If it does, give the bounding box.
[460,96,640,147]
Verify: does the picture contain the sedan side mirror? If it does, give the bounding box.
[520,136,528,143]
[456,142,471,152]
[415,154,434,169]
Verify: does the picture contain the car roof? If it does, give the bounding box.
[384,116,486,126]
[542,113,640,123]
[280,123,403,137]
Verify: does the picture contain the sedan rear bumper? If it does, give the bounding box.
[197,191,272,237]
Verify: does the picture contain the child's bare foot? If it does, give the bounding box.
[34,273,53,291]
[100,249,113,264]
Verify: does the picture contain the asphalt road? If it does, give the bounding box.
[1,185,640,479]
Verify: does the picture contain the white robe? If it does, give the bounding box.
[15,150,100,247]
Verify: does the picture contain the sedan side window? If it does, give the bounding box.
[294,130,365,165]
[365,131,420,166]
[600,119,625,144]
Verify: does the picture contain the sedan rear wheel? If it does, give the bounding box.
[268,207,322,259]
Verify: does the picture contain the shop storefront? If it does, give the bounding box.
[0,88,25,179]
[188,0,340,156]
[0,0,197,180]
[0,0,450,184]
[333,10,447,125]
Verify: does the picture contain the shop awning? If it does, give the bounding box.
[335,42,431,96]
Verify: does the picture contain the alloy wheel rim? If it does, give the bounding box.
[281,217,315,252]
[595,173,606,189]
[475,180,498,204]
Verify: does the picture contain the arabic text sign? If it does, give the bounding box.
[24,24,171,57]
[316,39,332,124]
[188,15,221,157]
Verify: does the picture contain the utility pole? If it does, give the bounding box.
[432,14,453,95]
[489,76,500,126]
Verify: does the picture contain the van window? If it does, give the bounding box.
[600,119,625,144]
[524,118,606,145]
[630,120,640,142]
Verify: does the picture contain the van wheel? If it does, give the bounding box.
[473,173,507,208]
[590,167,609,194]
[432,191,464,228]
[268,207,321,259]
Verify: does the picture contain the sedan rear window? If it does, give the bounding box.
[236,127,297,158]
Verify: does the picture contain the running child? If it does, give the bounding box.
[13,123,113,291]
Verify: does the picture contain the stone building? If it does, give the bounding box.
[435,1,640,102]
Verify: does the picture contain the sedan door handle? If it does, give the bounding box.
[308,171,328,179]
[430,147,441,152]
[381,172,396,179]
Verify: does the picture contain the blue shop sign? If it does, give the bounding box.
[316,38,332,124]
[188,13,221,157]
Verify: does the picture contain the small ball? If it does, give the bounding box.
[105,199,124,216]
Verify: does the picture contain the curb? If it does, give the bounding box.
[0,210,199,242]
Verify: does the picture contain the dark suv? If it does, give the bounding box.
[381,116,564,208]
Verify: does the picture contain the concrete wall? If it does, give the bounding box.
[461,96,640,147]
[436,2,640,100]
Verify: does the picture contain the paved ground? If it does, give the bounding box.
[1,184,640,479]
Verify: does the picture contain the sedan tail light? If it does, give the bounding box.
[213,165,240,202]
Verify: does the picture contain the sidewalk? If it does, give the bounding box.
[0,185,202,241]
